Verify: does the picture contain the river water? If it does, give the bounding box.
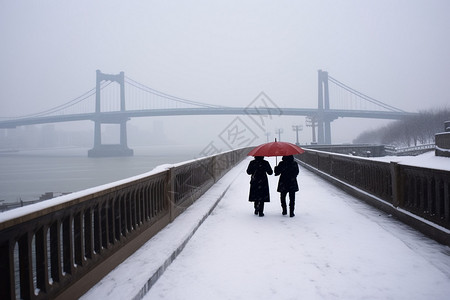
[0,145,203,204]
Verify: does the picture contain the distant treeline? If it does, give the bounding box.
[353,108,450,147]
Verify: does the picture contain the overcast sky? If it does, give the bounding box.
[1,0,449,145]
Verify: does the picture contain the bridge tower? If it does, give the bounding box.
[88,70,134,157]
[317,70,333,144]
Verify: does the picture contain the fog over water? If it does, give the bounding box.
[1,1,450,145]
[0,146,201,204]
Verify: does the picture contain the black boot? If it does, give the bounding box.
[281,195,287,215]
[289,202,295,217]
[259,201,265,217]
[254,202,259,215]
[289,195,295,217]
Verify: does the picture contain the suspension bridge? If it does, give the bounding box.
[0,70,415,156]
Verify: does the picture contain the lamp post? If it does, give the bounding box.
[292,125,303,145]
[306,116,318,144]
[275,128,283,141]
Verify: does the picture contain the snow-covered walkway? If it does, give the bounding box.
[83,157,450,300]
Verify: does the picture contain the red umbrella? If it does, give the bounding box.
[247,139,305,157]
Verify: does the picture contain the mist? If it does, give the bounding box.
[1,0,450,149]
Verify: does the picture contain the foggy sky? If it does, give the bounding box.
[1,0,449,146]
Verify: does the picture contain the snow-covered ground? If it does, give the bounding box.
[371,150,450,171]
[83,154,450,300]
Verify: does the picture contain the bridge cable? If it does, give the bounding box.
[2,81,113,119]
[125,76,226,109]
[328,75,404,112]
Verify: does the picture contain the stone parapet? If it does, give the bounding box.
[435,121,450,157]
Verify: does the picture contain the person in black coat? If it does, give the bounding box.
[274,155,299,217]
[247,156,273,217]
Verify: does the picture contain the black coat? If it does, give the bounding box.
[247,157,273,202]
[274,156,299,193]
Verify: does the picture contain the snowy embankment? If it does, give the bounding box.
[371,150,450,171]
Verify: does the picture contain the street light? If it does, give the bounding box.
[292,125,303,145]
[306,116,318,144]
[275,128,283,141]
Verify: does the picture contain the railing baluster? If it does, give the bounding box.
[444,180,449,221]
[35,225,49,294]
[126,192,132,232]
[427,177,434,215]
[108,199,115,244]
[84,208,93,259]
[94,204,101,254]
[120,195,127,236]
[0,239,15,299]
[114,198,121,241]
[131,190,137,229]
[435,178,442,217]
[62,216,74,275]
[74,212,83,267]
[18,232,33,300]
[101,202,108,249]
[49,221,62,284]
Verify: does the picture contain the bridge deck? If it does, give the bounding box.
[82,157,450,300]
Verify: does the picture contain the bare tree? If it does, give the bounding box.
[353,108,450,146]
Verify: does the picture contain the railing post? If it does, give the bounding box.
[0,240,14,300]
[390,162,403,207]
[329,154,333,174]
[167,168,176,222]
[212,156,217,182]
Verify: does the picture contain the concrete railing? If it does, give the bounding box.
[297,149,450,246]
[385,143,436,156]
[0,147,251,300]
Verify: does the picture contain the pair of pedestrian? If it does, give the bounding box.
[246,155,299,217]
